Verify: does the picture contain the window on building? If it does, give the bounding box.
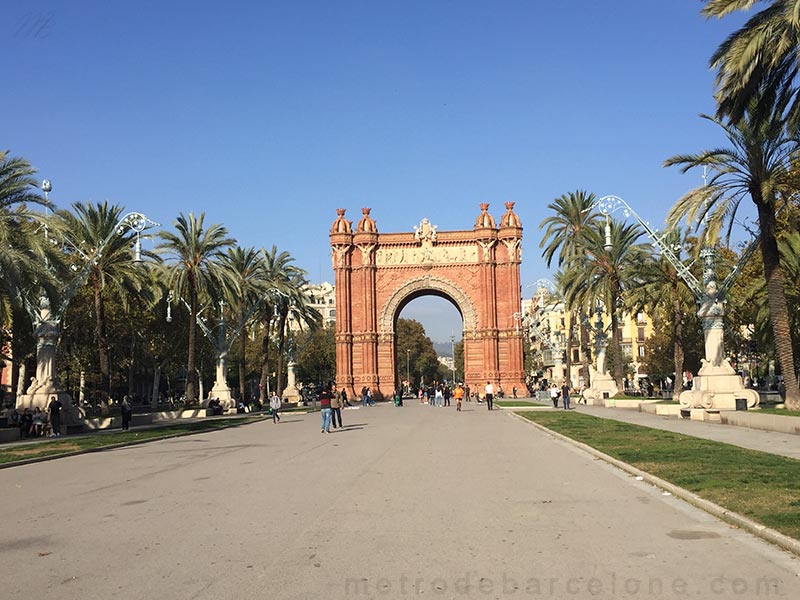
[329,309,336,318]
[638,345,646,358]
[637,327,645,342]
[572,349,579,362]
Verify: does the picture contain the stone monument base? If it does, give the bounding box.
[205,384,234,410]
[584,373,619,406]
[679,363,759,411]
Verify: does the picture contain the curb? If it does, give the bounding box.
[0,416,267,470]
[508,411,800,558]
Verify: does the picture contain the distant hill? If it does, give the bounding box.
[433,341,453,357]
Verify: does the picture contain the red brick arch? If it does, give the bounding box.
[330,203,526,400]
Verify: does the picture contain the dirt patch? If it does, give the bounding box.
[9,444,82,457]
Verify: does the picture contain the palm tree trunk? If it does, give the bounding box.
[93,276,110,399]
[757,204,800,409]
[276,311,288,395]
[671,277,685,397]
[564,311,575,386]
[579,313,591,388]
[237,301,247,403]
[186,275,198,405]
[609,283,625,390]
[258,315,273,403]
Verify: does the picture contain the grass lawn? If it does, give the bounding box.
[517,411,800,540]
[758,408,800,417]
[0,416,264,466]
[495,400,539,407]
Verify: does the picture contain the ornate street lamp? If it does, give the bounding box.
[17,193,159,421]
[590,194,759,412]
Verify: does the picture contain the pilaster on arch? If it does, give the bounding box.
[379,275,478,335]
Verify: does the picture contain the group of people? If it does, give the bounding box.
[547,382,587,409]
[318,384,349,432]
[1,395,64,437]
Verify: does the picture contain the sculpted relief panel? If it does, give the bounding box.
[376,244,478,266]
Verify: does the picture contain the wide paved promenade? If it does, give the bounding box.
[2,401,798,599]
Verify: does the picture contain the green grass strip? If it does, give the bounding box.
[0,416,264,466]
[495,400,539,407]
[758,408,800,417]
[517,411,800,540]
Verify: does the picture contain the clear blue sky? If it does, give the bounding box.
[4,1,748,342]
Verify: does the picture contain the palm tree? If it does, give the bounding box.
[625,228,698,391]
[560,219,646,389]
[52,202,157,399]
[702,0,800,129]
[219,246,269,403]
[257,245,299,403]
[274,275,322,397]
[665,103,800,409]
[540,191,604,386]
[157,213,235,405]
[0,151,51,323]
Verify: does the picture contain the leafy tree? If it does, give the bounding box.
[560,219,646,390]
[625,228,699,388]
[540,191,603,387]
[295,325,336,388]
[157,213,235,404]
[51,202,157,399]
[703,0,800,129]
[665,100,800,408]
[396,318,440,388]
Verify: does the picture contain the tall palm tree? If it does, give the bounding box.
[52,202,157,398]
[257,245,299,403]
[703,0,800,129]
[560,219,646,389]
[157,213,235,405]
[0,151,51,323]
[540,191,604,385]
[625,228,698,390]
[665,103,800,408]
[274,275,322,397]
[219,245,269,403]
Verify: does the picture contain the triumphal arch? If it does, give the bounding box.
[329,202,526,400]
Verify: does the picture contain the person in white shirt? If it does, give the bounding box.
[269,392,281,423]
[484,381,494,411]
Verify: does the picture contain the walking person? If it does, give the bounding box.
[443,385,451,407]
[484,381,494,411]
[549,383,560,408]
[454,383,464,412]
[331,385,343,429]
[434,386,443,407]
[269,392,281,423]
[319,385,332,433]
[121,395,133,431]
[48,395,63,437]
[361,386,369,407]
[561,382,571,410]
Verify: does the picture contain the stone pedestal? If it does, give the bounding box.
[281,361,301,402]
[584,373,619,405]
[679,363,759,411]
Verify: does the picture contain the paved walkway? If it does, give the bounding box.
[1,401,798,599]
[512,397,800,460]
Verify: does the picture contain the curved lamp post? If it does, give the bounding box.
[590,194,759,411]
[18,195,158,419]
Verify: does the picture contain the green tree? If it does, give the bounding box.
[219,246,269,402]
[157,213,235,404]
[257,246,299,403]
[52,202,157,399]
[625,228,699,387]
[540,191,603,386]
[396,318,440,389]
[665,102,800,408]
[560,219,646,390]
[295,325,336,388]
[703,0,800,129]
[0,151,51,325]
